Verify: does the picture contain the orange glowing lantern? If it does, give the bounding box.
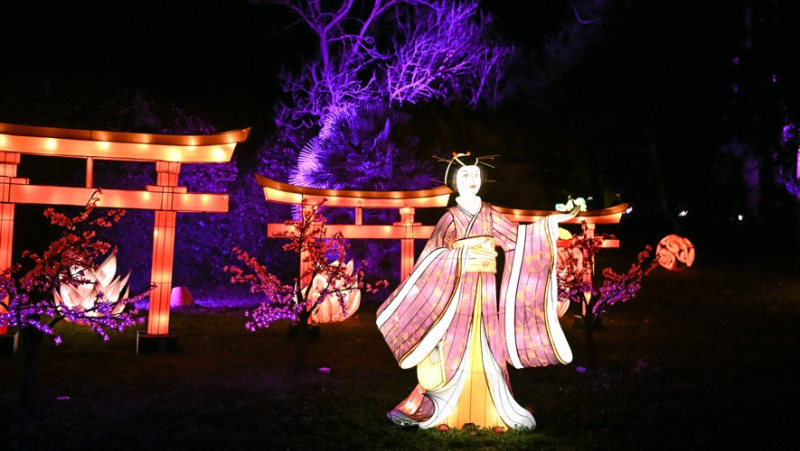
[307,260,361,324]
[656,235,695,271]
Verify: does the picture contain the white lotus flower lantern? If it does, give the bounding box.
[54,252,131,324]
[307,260,361,324]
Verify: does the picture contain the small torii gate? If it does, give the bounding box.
[0,122,250,352]
[256,175,627,283]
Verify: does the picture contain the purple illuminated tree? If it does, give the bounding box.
[272,0,514,145]
[225,199,386,370]
[0,191,151,407]
[290,101,437,284]
[267,1,515,283]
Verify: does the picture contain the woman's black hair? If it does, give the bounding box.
[445,154,488,192]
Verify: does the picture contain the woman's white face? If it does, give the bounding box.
[456,165,481,197]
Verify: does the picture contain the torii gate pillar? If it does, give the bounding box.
[0,152,19,353]
[146,161,181,336]
[137,162,182,352]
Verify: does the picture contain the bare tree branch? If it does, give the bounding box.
[272,0,514,142]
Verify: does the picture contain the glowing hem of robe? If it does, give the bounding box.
[420,276,535,430]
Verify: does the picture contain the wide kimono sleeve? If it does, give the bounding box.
[494,210,573,368]
[376,211,467,369]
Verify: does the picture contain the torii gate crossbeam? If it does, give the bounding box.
[255,175,628,284]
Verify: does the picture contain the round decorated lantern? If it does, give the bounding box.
[656,235,695,271]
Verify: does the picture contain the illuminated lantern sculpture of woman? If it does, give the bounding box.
[376,153,577,430]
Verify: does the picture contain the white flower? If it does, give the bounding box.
[54,253,131,321]
[555,196,587,212]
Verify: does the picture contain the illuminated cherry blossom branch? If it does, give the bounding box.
[558,222,692,321]
[226,198,386,331]
[557,222,658,318]
[0,191,150,345]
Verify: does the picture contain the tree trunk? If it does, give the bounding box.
[293,321,308,371]
[292,310,315,371]
[20,324,45,408]
[583,310,597,370]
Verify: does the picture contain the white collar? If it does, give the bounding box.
[455,196,482,215]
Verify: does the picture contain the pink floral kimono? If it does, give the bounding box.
[376,202,572,429]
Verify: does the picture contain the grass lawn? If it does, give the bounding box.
[1,248,798,450]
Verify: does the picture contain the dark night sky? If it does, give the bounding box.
[1,0,798,223]
[5,0,790,130]
[0,1,587,130]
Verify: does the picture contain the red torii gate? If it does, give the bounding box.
[0,122,250,351]
[256,175,627,283]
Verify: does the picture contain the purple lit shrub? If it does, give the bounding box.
[777,122,800,200]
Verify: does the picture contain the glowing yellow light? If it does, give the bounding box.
[142,192,151,201]
[45,139,58,150]
[212,147,227,161]
[98,141,110,150]
[0,135,7,147]
[169,150,182,161]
